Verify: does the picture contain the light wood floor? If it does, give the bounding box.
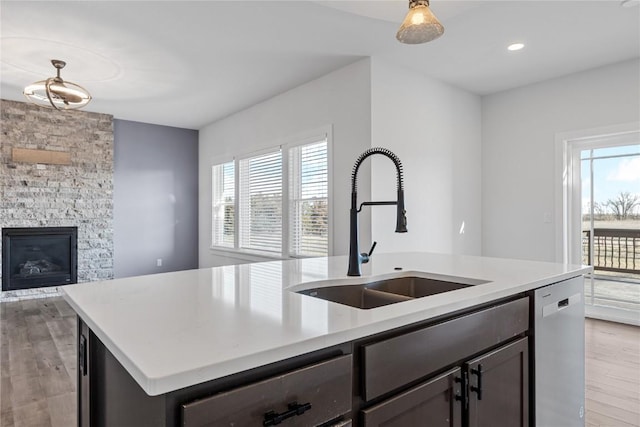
[0,297,639,427]
[586,318,640,427]
[1,297,76,427]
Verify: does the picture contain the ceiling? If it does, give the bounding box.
[1,1,638,130]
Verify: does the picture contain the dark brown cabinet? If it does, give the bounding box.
[362,338,529,427]
[360,339,529,427]
[359,298,529,427]
[467,338,529,427]
[362,368,462,427]
[76,296,531,427]
[361,298,529,402]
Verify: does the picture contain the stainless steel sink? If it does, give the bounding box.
[296,276,487,309]
[297,285,413,309]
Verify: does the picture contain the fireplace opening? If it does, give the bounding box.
[2,227,78,291]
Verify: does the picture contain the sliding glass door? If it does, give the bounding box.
[571,135,640,324]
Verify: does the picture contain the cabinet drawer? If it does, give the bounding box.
[182,354,352,427]
[362,297,529,401]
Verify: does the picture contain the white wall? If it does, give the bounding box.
[199,59,372,267]
[482,59,640,262]
[200,55,637,267]
[369,58,482,256]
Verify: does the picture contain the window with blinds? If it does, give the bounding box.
[239,150,282,253]
[289,140,328,256]
[211,161,235,248]
[210,133,329,258]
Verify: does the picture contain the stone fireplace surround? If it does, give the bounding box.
[1,99,114,301]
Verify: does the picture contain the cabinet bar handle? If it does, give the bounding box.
[263,401,312,426]
[79,334,87,376]
[470,364,483,400]
[456,371,469,409]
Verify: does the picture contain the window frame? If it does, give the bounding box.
[211,160,236,249]
[209,126,333,259]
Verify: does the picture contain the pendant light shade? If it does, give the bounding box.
[397,0,444,44]
[23,60,91,110]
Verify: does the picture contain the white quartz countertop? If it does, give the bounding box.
[61,252,590,396]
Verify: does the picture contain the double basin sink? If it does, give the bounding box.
[296,275,489,309]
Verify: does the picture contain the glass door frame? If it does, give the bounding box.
[556,121,640,325]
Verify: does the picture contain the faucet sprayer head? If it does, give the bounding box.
[396,189,407,233]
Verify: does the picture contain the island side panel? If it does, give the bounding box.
[77,317,167,427]
[77,319,90,427]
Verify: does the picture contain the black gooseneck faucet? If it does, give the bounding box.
[348,148,407,276]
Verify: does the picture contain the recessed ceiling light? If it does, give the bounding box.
[507,43,525,51]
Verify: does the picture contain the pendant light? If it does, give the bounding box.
[23,60,91,110]
[397,0,444,44]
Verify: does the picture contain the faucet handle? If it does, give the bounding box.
[368,241,378,257]
[360,241,377,264]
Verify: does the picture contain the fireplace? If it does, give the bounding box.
[2,227,78,291]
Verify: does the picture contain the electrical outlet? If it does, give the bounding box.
[156,258,162,267]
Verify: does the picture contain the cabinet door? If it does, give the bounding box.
[361,368,462,427]
[467,338,529,427]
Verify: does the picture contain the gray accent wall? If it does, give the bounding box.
[113,119,198,278]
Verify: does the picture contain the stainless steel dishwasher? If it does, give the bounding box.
[534,276,585,427]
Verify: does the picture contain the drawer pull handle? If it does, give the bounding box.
[470,364,483,401]
[263,401,312,426]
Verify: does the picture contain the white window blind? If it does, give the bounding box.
[289,139,328,256]
[211,132,330,257]
[211,161,235,248]
[239,150,282,253]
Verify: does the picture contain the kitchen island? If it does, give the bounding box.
[62,252,590,427]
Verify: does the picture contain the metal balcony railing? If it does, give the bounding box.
[582,228,640,274]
